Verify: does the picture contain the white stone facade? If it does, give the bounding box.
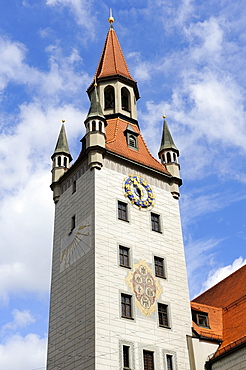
[47,152,192,369]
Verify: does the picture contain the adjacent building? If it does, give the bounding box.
[190,264,246,370]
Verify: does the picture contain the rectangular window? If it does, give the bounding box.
[151,213,160,232]
[70,215,76,232]
[123,345,130,369]
[118,201,128,221]
[143,350,154,370]
[121,294,132,319]
[72,180,76,193]
[119,246,130,268]
[158,303,169,328]
[154,256,165,278]
[166,355,173,370]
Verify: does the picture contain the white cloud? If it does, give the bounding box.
[185,237,223,299]
[138,14,246,182]
[128,52,151,82]
[0,333,47,370]
[46,0,96,36]
[1,309,35,335]
[0,35,91,104]
[202,256,246,292]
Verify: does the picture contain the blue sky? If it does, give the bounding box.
[0,0,245,368]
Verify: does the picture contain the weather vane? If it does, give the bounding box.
[108,8,114,26]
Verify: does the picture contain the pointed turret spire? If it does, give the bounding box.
[53,123,72,160]
[158,117,181,200]
[85,84,105,122]
[84,84,107,170]
[51,122,72,203]
[159,117,179,154]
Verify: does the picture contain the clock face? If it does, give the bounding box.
[123,175,155,208]
[60,216,91,272]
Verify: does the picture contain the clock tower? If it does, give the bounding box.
[47,16,192,370]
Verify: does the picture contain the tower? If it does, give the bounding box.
[47,17,192,370]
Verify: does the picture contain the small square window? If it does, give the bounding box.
[166,355,173,370]
[158,303,169,328]
[121,294,132,319]
[118,201,128,221]
[154,257,165,278]
[151,213,160,232]
[119,246,130,268]
[123,345,130,369]
[143,350,154,370]
[197,313,209,327]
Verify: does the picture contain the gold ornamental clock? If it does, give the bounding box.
[123,175,155,208]
[60,216,91,272]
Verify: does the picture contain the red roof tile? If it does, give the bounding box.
[105,117,170,175]
[192,265,246,308]
[95,27,135,81]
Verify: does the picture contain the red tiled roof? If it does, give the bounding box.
[192,265,246,308]
[95,27,135,81]
[105,117,170,175]
[191,302,223,341]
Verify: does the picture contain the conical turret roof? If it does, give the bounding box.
[95,26,135,81]
[52,124,72,161]
[159,119,179,153]
[85,85,105,122]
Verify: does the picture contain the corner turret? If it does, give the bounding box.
[84,84,107,170]
[51,122,72,203]
[158,117,181,199]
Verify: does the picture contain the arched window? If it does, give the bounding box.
[173,153,177,163]
[167,152,171,163]
[99,121,102,132]
[92,120,96,131]
[162,154,165,163]
[64,157,67,167]
[129,135,136,148]
[104,86,115,109]
[121,87,130,111]
[58,156,61,167]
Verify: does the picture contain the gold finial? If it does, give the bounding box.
[162,115,166,119]
[62,119,65,123]
[108,8,114,24]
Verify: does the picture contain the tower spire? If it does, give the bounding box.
[51,122,72,203]
[158,116,181,199]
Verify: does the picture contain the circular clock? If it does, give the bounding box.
[123,175,155,208]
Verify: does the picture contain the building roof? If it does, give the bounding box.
[159,118,179,154]
[105,117,170,175]
[192,265,246,308]
[52,124,72,161]
[191,265,246,361]
[94,26,134,82]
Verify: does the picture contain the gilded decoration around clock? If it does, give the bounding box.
[123,175,155,209]
[60,215,91,272]
[125,259,162,316]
